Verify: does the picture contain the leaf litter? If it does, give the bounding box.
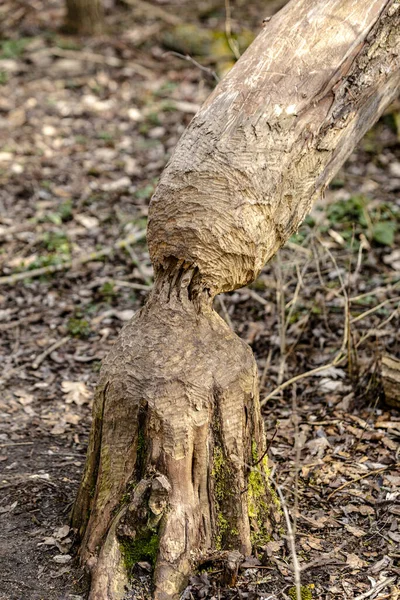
[0,0,399,599]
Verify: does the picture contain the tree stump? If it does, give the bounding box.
[72,0,400,598]
[72,266,279,600]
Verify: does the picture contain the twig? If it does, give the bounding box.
[300,540,349,572]
[270,476,302,600]
[260,348,347,406]
[350,279,400,302]
[0,222,36,239]
[0,442,34,448]
[0,474,58,491]
[239,565,274,570]
[285,241,312,256]
[292,386,301,547]
[32,336,70,369]
[237,287,269,306]
[312,242,334,333]
[112,279,152,291]
[320,239,355,377]
[124,242,153,286]
[0,230,147,286]
[350,296,400,324]
[164,51,219,82]
[252,428,277,468]
[276,255,287,386]
[261,240,351,406]
[87,277,152,292]
[119,0,182,25]
[0,313,41,331]
[224,0,241,60]
[50,48,153,79]
[326,463,400,500]
[259,348,272,391]
[352,577,396,600]
[355,305,399,347]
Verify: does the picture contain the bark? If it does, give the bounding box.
[72,1,400,599]
[64,0,104,35]
[381,354,400,407]
[149,0,400,295]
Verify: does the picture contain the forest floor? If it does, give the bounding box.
[0,1,399,599]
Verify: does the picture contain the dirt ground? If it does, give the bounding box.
[0,1,399,599]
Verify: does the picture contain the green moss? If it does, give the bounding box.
[120,492,130,505]
[248,441,280,547]
[99,444,111,480]
[288,584,314,600]
[212,446,226,497]
[212,445,238,550]
[120,530,159,572]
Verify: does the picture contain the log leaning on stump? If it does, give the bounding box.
[72,1,400,599]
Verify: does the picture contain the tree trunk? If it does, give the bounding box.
[72,1,400,599]
[64,0,104,35]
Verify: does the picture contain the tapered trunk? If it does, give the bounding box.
[72,273,278,599]
[64,0,104,35]
[72,1,400,599]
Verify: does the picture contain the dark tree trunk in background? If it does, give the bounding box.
[72,0,400,599]
[64,0,104,35]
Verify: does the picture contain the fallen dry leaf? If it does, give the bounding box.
[62,381,91,406]
[52,554,72,564]
[344,524,366,538]
[346,553,367,569]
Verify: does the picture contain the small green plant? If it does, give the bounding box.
[153,81,179,97]
[289,215,316,245]
[98,131,114,141]
[0,38,31,59]
[288,584,314,600]
[75,135,87,145]
[134,184,155,201]
[290,195,399,248]
[0,71,8,85]
[42,232,70,254]
[372,220,396,245]
[27,254,63,270]
[99,281,116,301]
[58,200,73,222]
[327,194,398,247]
[67,317,91,338]
[41,200,73,225]
[146,111,161,126]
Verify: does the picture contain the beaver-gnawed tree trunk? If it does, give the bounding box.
[72,1,400,599]
[64,0,104,35]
